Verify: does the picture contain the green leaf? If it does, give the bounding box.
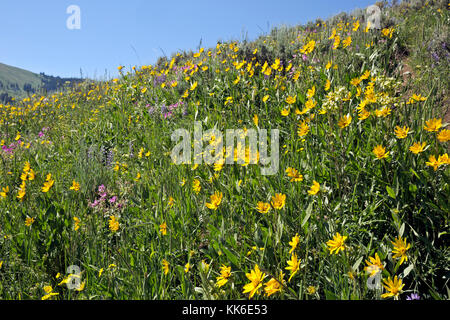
[391,210,400,228]
[403,264,414,278]
[386,186,396,199]
[222,247,239,267]
[301,202,313,227]
[399,223,405,237]
[408,183,417,193]
[429,289,442,300]
[410,168,420,180]
[324,289,338,300]
[350,293,360,300]
[352,256,364,271]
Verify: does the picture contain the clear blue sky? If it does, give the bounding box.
[0,0,376,79]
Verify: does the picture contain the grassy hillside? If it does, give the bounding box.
[0,63,82,102]
[0,0,448,300]
[0,63,42,99]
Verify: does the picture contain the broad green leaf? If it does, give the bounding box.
[403,264,414,278]
[352,256,364,271]
[301,202,314,227]
[386,186,396,199]
[399,222,405,237]
[222,247,239,267]
[324,289,338,300]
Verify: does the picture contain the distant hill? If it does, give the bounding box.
[0,62,83,103]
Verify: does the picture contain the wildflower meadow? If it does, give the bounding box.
[0,0,449,300]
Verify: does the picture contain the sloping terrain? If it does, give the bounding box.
[0,0,448,300]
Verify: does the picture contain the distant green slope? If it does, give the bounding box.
[0,63,42,99]
[0,62,83,102]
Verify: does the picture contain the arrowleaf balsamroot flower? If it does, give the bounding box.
[25,217,35,227]
[108,215,120,232]
[381,27,395,38]
[190,81,198,91]
[381,276,404,299]
[256,201,271,214]
[167,196,175,208]
[342,36,352,48]
[285,253,301,282]
[437,129,450,142]
[289,233,300,254]
[300,40,316,54]
[270,193,286,210]
[439,153,450,165]
[409,142,427,154]
[285,167,303,182]
[281,108,290,116]
[205,191,223,210]
[358,108,370,121]
[253,114,259,126]
[423,118,442,132]
[224,96,233,105]
[307,86,315,98]
[0,186,9,198]
[308,180,320,195]
[162,259,169,275]
[41,285,59,300]
[17,181,26,201]
[297,121,310,137]
[307,286,316,295]
[373,145,389,159]
[326,232,347,254]
[70,180,80,191]
[324,79,331,91]
[394,126,409,139]
[332,35,340,49]
[338,114,352,129]
[285,95,296,105]
[391,237,410,265]
[42,173,54,193]
[192,179,201,194]
[364,253,384,276]
[73,217,81,231]
[216,265,231,288]
[159,222,167,235]
[243,264,266,299]
[425,155,444,171]
[264,271,285,297]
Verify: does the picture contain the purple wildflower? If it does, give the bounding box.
[406,293,420,300]
[163,112,173,119]
[89,199,100,208]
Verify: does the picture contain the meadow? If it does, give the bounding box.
[0,1,448,300]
